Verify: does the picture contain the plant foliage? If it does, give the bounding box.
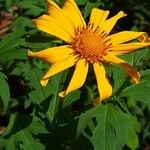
[0,0,150,150]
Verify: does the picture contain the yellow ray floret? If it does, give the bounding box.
[28,45,73,64]
[28,0,150,103]
[59,59,88,97]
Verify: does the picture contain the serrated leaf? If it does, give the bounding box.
[0,17,32,61]
[77,104,140,150]
[77,105,101,138]
[2,114,46,150]
[120,81,150,103]
[93,104,140,150]
[0,32,25,58]
[121,48,149,66]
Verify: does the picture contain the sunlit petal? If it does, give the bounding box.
[34,0,76,42]
[28,45,73,64]
[93,63,112,102]
[101,11,127,34]
[59,59,88,97]
[89,8,109,30]
[34,15,72,42]
[110,42,150,55]
[62,0,86,28]
[41,56,76,86]
[109,31,148,45]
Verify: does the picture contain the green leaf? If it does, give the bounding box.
[15,0,46,16]
[141,69,150,81]
[111,66,126,94]
[120,48,149,66]
[76,0,87,5]
[120,81,150,103]
[46,73,64,123]
[0,72,10,112]
[0,32,26,63]
[10,60,67,123]
[84,0,100,18]
[10,61,53,105]
[12,16,34,31]
[28,68,52,104]
[77,105,100,138]
[5,0,12,9]
[22,34,53,50]
[2,114,47,150]
[77,104,140,150]
[62,90,81,108]
[0,17,34,62]
[0,137,6,149]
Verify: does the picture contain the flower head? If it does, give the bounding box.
[28,0,150,103]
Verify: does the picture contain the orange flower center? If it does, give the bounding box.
[71,24,111,63]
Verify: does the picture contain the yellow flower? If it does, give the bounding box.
[28,0,150,103]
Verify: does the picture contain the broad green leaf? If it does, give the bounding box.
[0,17,33,62]
[12,16,34,31]
[120,81,150,103]
[141,69,150,81]
[92,104,140,150]
[0,72,10,112]
[77,105,100,138]
[0,32,25,61]
[2,114,47,150]
[77,104,140,150]
[121,48,149,66]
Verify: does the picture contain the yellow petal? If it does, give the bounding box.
[59,59,88,97]
[89,8,109,30]
[47,0,75,34]
[62,0,86,28]
[27,45,73,64]
[34,15,72,42]
[104,54,140,83]
[110,42,150,55]
[34,0,76,42]
[101,11,127,34]
[137,32,150,42]
[41,56,76,86]
[93,63,112,103]
[109,31,148,45]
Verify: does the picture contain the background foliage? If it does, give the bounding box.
[0,0,150,149]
